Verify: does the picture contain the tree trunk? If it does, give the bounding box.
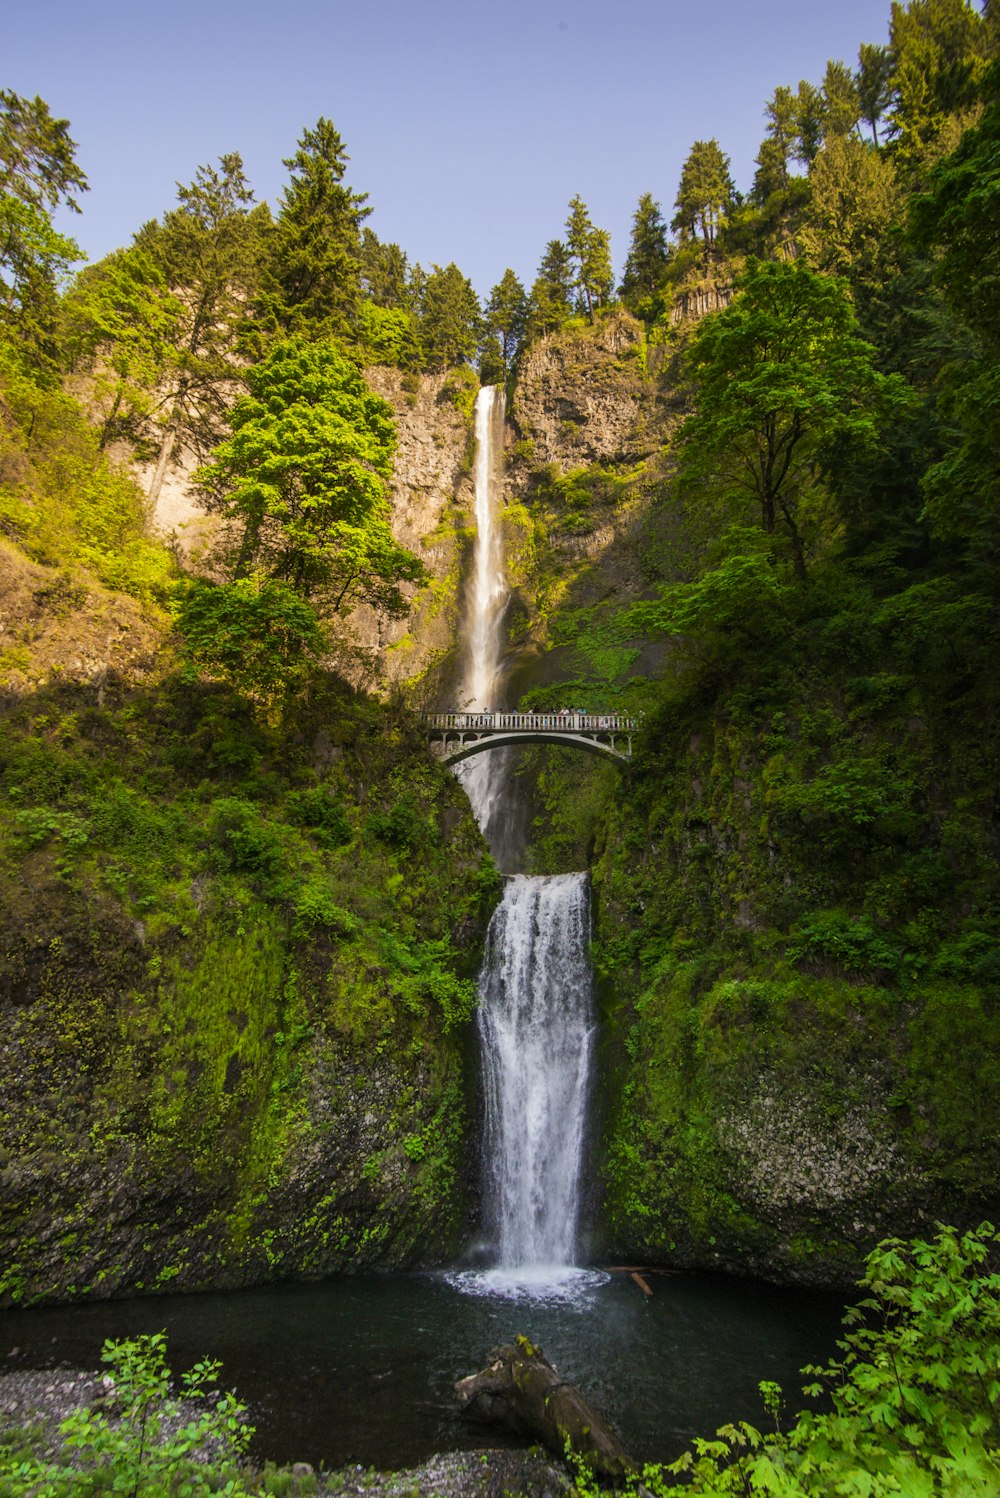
[455,1338,633,1479]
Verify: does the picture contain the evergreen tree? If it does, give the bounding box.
[139,153,266,504]
[672,141,735,246]
[526,239,574,340]
[822,60,862,138]
[620,192,671,306]
[0,90,88,371]
[417,263,481,371]
[360,229,410,310]
[754,85,798,198]
[794,80,827,163]
[800,137,903,288]
[565,195,613,320]
[888,0,991,166]
[482,268,527,377]
[858,42,895,146]
[255,118,368,345]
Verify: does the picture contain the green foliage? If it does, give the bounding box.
[0,89,87,370]
[253,117,367,347]
[569,1225,1000,1497]
[175,577,328,710]
[0,340,175,603]
[417,263,482,371]
[195,336,424,616]
[677,258,910,577]
[565,195,614,321]
[672,139,736,247]
[0,1333,253,1496]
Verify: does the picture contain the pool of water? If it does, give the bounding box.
[0,1268,844,1471]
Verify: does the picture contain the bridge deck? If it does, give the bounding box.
[421,711,639,765]
[423,711,638,733]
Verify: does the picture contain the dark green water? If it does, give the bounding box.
[0,1268,843,1471]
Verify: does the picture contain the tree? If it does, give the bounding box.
[800,137,903,285]
[417,263,481,371]
[61,247,183,449]
[794,79,826,163]
[620,193,671,307]
[753,86,798,199]
[858,42,895,145]
[565,195,613,320]
[139,153,267,504]
[255,118,368,345]
[910,57,1000,558]
[677,258,907,578]
[888,0,991,166]
[482,268,527,377]
[673,141,735,247]
[197,336,424,615]
[822,60,861,138]
[360,228,410,309]
[0,90,87,370]
[526,239,575,339]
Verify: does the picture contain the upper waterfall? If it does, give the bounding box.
[454,386,514,862]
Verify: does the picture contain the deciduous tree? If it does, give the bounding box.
[197,336,424,615]
[677,258,907,578]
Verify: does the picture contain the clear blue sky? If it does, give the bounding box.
[9,0,894,298]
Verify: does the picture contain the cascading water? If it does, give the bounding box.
[453,387,598,1291]
[478,873,595,1268]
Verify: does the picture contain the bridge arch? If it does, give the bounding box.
[422,711,637,766]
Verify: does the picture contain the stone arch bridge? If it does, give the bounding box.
[422,711,639,765]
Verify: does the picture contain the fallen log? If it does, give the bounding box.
[455,1335,633,1478]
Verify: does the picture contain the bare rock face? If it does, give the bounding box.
[509,311,659,475]
[354,369,475,688]
[456,1338,633,1479]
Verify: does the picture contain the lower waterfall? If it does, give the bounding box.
[478,874,595,1268]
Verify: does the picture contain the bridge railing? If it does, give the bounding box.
[421,711,639,733]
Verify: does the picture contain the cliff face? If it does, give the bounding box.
[0,674,497,1308]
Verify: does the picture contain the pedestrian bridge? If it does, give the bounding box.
[422,711,639,765]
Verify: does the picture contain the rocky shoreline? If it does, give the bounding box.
[0,1366,570,1498]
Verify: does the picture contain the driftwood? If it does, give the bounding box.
[455,1336,633,1478]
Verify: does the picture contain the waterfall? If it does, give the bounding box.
[454,387,512,859]
[449,386,597,1288]
[479,874,595,1267]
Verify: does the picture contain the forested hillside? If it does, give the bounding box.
[2,0,1000,1309]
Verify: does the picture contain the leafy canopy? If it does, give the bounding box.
[197,335,424,615]
[677,257,909,577]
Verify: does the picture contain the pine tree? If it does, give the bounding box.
[526,240,574,340]
[858,43,895,146]
[360,229,410,310]
[673,141,735,246]
[483,269,528,377]
[620,193,671,307]
[823,60,862,138]
[888,0,991,166]
[255,118,368,345]
[565,196,613,320]
[417,263,481,371]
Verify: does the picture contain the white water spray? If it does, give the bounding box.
[479,873,595,1267]
[454,388,510,854]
